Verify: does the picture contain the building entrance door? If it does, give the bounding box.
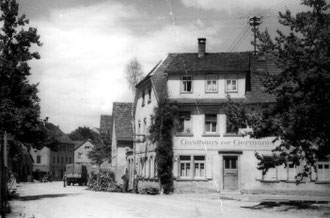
[223,156,238,190]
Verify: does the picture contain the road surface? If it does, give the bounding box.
[7,182,328,218]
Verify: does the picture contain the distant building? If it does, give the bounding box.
[111,103,133,184]
[130,38,330,194]
[31,146,50,180]
[74,140,99,174]
[100,115,113,137]
[31,123,75,181]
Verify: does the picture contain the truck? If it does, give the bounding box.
[65,164,88,186]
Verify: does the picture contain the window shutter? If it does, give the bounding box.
[206,155,213,179]
[173,155,179,178]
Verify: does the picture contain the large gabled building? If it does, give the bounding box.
[31,123,75,181]
[130,38,330,194]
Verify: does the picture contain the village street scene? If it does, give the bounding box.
[0,0,329,218]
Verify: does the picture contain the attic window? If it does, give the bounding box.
[181,75,192,93]
[225,74,238,93]
[148,88,152,104]
[142,90,145,107]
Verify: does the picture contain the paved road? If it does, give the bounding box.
[7,182,328,218]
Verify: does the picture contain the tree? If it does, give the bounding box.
[68,126,101,144]
[0,0,53,152]
[125,57,144,91]
[149,92,178,194]
[87,143,111,166]
[68,126,111,166]
[227,0,330,180]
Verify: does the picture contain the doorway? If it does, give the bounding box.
[223,156,238,190]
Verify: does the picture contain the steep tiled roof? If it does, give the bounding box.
[74,140,85,150]
[147,52,279,104]
[74,140,96,150]
[165,52,250,73]
[45,123,74,144]
[112,102,133,141]
[100,115,113,140]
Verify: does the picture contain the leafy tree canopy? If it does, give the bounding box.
[68,126,101,144]
[227,0,330,180]
[0,0,56,153]
[125,57,144,91]
[87,144,111,166]
[69,126,112,165]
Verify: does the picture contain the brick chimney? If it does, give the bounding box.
[198,38,206,58]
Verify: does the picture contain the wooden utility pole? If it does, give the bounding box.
[1,132,8,217]
[249,16,261,54]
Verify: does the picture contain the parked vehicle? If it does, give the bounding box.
[65,164,88,186]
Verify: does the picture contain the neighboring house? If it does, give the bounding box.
[31,146,50,180]
[74,140,99,174]
[111,103,133,184]
[130,38,330,193]
[31,123,75,181]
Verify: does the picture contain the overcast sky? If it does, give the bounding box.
[17,0,308,133]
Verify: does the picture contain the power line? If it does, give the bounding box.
[227,24,249,52]
[230,27,251,52]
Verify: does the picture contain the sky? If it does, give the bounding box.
[16,0,309,133]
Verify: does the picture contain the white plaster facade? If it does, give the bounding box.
[74,141,94,164]
[130,39,330,194]
[74,140,99,174]
[31,147,51,172]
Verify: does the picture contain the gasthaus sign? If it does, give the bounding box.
[173,137,278,151]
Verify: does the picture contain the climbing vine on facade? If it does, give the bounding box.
[148,93,178,194]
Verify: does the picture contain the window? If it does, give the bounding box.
[53,156,55,163]
[179,155,206,179]
[177,111,192,134]
[261,156,278,181]
[181,75,192,93]
[226,75,238,92]
[69,157,72,163]
[143,118,147,134]
[317,161,330,181]
[180,156,191,178]
[57,156,60,164]
[148,88,152,103]
[142,90,145,106]
[205,114,217,133]
[65,157,68,163]
[138,120,141,134]
[148,157,152,178]
[226,115,238,134]
[78,152,83,159]
[36,155,41,164]
[224,157,237,169]
[61,157,64,163]
[206,75,217,93]
[194,156,205,178]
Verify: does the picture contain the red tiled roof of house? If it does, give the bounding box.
[165,52,250,73]
[112,102,133,141]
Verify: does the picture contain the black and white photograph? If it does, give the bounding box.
[0,0,329,217]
